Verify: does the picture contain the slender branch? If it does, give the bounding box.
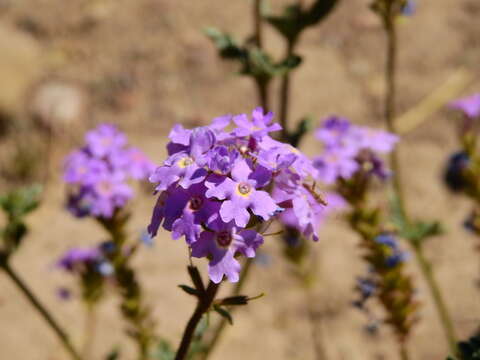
[253,0,270,110]
[81,304,97,359]
[382,9,457,355]
[399,341,410,360]
[1,261,82,360]
[198,258,253,360]
[279,40,295,141]
[175,281,220,360]
[413,246,457,354]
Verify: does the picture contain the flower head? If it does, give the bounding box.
[313,116,398,184]
[148,108,326,283]
[63,124,154,219]
[449,93,480,119]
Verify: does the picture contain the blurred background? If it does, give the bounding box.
[0,0,479,359]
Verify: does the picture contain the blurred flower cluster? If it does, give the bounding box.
[313,116,398,185]
[56,243,115,303]
[63,124,155,218]
[148,108,326,283]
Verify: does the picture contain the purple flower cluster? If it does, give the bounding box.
[64,124,155,218]
[148,108,325,283]
[313,116,398,184]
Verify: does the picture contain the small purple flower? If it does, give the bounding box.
[85,124,127,158]
[313,149,359,184]
[150,127,214,191]
[449,93,480,119]
[233,107,281,138]
[315,116,353,149]
[206,159,279,227]
[191,219,263,283]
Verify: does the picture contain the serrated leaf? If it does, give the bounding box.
[213,305,233,325]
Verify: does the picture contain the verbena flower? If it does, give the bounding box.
[449,93,480,119]
[148,107,325,283]
[63,124,155,218]
[313,116,398,184]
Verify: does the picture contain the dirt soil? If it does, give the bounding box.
[0,0,480,359]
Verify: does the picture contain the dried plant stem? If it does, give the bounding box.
[383,15,457,356]
[0,261,82,360]
[175,281,220,360]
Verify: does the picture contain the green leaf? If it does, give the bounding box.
[105,347,121,360]
[289,116,313,147]
[213,305,233,325]
[178,285,201,297]
[204,27,245,60]
[218,295,249,306]
[265,0,339,44]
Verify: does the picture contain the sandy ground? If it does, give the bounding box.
[0,0,480,359]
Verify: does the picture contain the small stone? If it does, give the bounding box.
[30,81,87,133]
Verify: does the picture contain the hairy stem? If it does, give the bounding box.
[383,13,457,355]
[1,261,82,360]
[175,281,220,360]
[198,258,253,359]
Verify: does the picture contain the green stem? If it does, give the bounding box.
[399,341,409,360]
[305,287,328,360]
[1,261,82,360]
[383,14,457,355]
[100,214,155,360]
[198,258,253,360]
[81,304,97,359]
[253,0,270,111]
[279,40,295,142]
[413,245,457,355]
[175,281,220,360]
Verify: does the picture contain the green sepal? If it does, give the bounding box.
[213,305,233,325]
